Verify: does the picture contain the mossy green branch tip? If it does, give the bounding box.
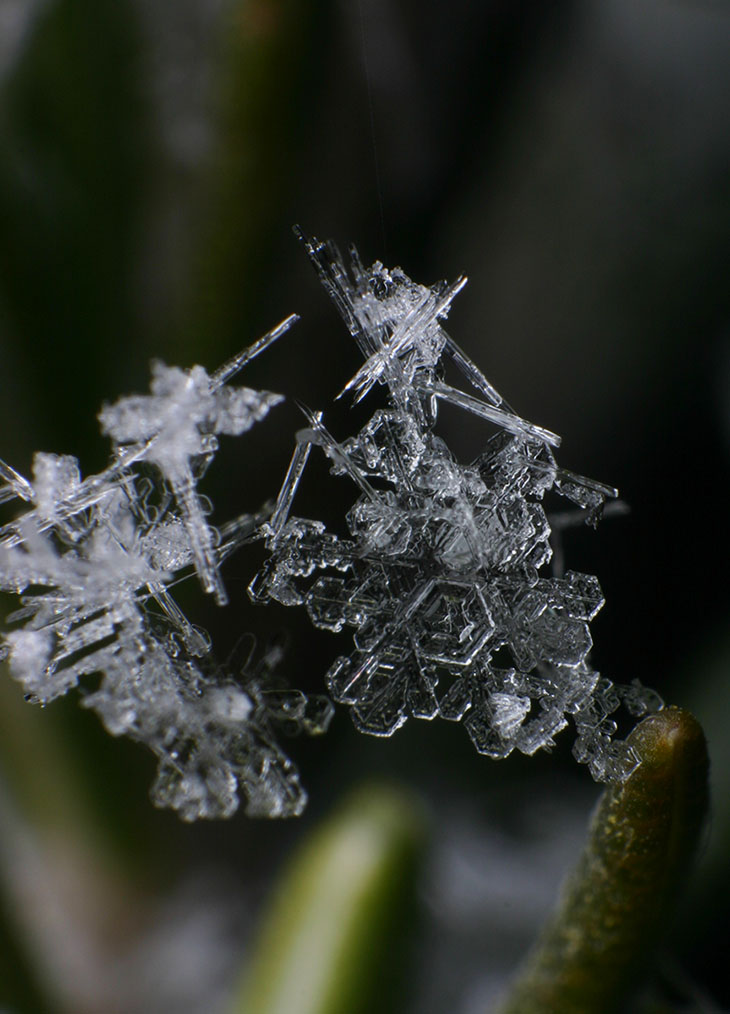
[496,707,709,1014]
[231,784,425,1014]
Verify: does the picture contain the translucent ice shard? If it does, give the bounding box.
[251,230,661,784]
[1,319,334,820]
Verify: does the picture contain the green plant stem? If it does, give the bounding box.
[231,784,424,1014]
[496,707,709,1014]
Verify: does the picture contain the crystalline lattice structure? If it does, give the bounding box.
[250,230,662,783]
[0,317,333,820]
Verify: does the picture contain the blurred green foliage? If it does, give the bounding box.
[0,0,149,452]
[232,784,424,1014]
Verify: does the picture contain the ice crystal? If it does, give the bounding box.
[250,230,662,783]
[0,317,333,820]
[1,230,663,819]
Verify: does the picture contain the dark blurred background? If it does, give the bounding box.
[0,2,729,1012]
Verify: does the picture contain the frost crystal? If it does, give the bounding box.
[250,230,662,784]
[0,317,333,820]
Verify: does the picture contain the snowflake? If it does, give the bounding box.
[0,316,333,820]
[249,230,662,783]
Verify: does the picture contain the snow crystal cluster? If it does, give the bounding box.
[249,229,662,784]
[0,230,662,822]
[0,316,333,820]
